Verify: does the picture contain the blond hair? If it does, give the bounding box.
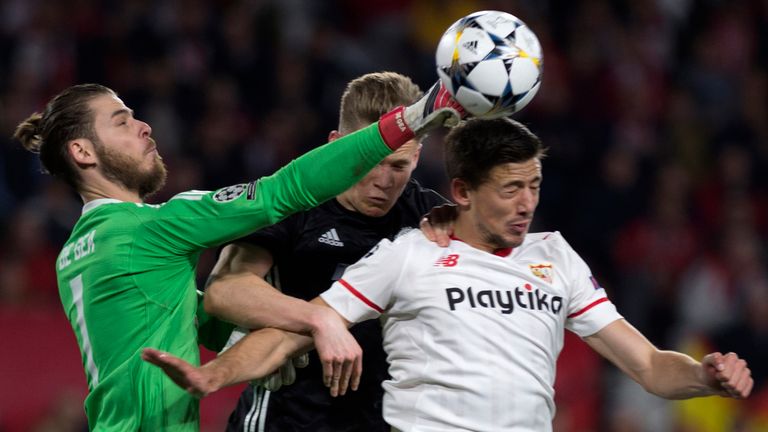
[338,72,422,134]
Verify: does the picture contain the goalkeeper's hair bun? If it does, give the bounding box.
[14,112,44,153]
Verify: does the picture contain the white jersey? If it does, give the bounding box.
[321,229,622,432]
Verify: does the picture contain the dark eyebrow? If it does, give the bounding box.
[502,175,542,188]
[501,180,525,189]
[110,108,133,118]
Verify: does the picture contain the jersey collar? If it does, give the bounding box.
[82,198,124,215]
[449,234,514,257]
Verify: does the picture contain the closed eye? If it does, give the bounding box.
[111,108,134,126]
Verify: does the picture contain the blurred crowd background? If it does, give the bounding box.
[0,0,766,431]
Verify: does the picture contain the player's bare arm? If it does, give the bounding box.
[144,297,360,397]
[207,242,325,332]
[142,327,305,398]
[584,319,753,399]
[205,242,361,358]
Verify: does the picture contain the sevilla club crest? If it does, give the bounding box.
[529,263,553,283]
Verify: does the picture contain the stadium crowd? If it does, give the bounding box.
[0,0,766,431]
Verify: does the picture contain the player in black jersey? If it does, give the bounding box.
[205,72,448,432]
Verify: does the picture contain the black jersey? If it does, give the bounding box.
[226,179,447,432]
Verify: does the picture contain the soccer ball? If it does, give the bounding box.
[436,10,543,118]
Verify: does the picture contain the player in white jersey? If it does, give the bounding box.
[144,118,753,432]
[320,228,618,431]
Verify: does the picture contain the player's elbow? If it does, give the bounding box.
[203,281,227,318]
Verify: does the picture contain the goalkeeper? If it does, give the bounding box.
[13,82,463,431]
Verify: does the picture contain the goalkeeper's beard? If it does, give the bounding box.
[94,138,167,200]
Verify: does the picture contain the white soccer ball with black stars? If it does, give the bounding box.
[436,10,543,118]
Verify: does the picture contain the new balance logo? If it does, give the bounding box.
[434,254,460,267]
[319,228,344,247]
[462,40,478,53]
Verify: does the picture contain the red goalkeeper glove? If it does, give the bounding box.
[378,81,466,150]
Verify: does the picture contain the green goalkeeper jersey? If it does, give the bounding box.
[55,124,392,431]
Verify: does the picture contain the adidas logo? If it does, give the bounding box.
[319,228,344,247]
[462,40,478,53]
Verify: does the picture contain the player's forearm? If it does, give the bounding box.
[202,327,312,391]
[640,350,717,399]
[205,273,329,335]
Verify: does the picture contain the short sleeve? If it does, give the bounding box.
[320,237,404,323]
[561,240,622,337]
